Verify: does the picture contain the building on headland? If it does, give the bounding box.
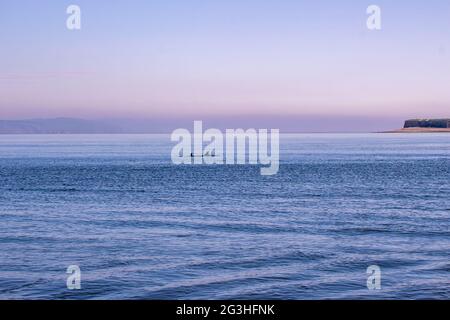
[404,119,450,129]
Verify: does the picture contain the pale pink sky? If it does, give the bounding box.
[1,0,449,122]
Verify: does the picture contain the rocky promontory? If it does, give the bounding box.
[385,118,450,133]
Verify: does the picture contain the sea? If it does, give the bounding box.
[0,133,449,299]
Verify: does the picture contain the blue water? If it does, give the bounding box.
[0,134,449,300]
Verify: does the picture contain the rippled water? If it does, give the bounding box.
[0,133,449,299]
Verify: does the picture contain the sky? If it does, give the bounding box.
[0,0,449,129]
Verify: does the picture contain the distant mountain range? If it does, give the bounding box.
[0,118,124,134]
[0,116,407,134]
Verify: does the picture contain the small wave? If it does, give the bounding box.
[182,250,326,272]
[6,188,147,193]
[0,278,47,295]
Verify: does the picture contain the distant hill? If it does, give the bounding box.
[0,116,408,134]
[0,118,124,134]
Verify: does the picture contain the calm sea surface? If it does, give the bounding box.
[0,134,449,299]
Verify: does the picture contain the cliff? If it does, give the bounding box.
[404,119,450,129]
[384,118,450,133]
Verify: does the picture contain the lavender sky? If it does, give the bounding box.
[0,0,449,130]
